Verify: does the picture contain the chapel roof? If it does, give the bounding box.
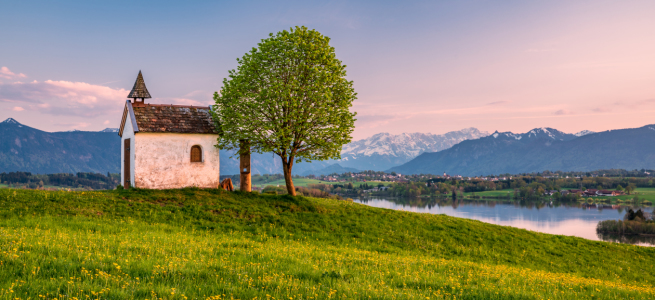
[119,101,220,136]
[133,104,219,134]
[127,71,152,99]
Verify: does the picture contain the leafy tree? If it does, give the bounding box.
[214,26,357,195]
[625,183,637,195]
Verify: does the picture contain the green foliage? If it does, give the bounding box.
[214,26,356,161]
[0,189,654,299]
[597,220,655,235]
[214,26,357,194]
[0,171,119,190]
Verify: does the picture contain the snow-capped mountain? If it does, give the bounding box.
[574,130,595,137]
[327,128,490,171]
[489,127,578,142]
[223,128,491,175]
[390,125,654,176]
[1,118,21,125]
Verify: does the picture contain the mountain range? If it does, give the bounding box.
[389,126,655,176]
[0,118,120,174]
[331,128,490,171]
[219,128,489,175]
[5,117,652,177]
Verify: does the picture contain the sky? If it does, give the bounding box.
[1,0,654,140]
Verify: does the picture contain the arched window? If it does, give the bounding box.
[190,145,202,162]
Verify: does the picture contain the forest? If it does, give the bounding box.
[0,172,119,190]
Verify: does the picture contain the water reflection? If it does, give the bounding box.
[354,197,654,246]
[596,233,655,245]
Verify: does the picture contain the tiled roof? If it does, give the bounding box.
[132,104,219,134]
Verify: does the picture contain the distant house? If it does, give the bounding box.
[118,71,220,189]
[568,189,583,196]
[584,189,598,196]
[598,190,623,196]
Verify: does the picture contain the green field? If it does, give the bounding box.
[566,188,655,205]
[613,188,655,202]
[0,188,654,299]
[256,178,391,189]
[465,189,515,197]
[463,188,655,204]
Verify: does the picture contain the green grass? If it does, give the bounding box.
[0,188,654,299]
[464,189,514,197]
[578,188,655,204]
[464,188,655,204]
[257,178,391,188]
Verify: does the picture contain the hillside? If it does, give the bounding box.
[0,118,120,174]
[390,125,655,176]
[0,188,653,298]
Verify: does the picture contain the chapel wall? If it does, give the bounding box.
[120,118,135,187]
[133,133,220,189]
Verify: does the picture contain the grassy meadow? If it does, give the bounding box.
[465,189,514,198]
[0,188,654,299]
[255,178,392,189]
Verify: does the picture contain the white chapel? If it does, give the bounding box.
[118,71,220,189]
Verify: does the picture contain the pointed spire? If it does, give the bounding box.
[127,70,152,100]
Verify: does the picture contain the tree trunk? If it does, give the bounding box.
[239,140,251,192]
[281,156,296,196]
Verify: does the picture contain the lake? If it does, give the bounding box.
[354,197,655,246]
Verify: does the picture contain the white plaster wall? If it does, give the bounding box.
[120,119,135,187]
[133,133,220,189]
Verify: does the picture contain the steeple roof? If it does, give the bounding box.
[127,70,151,99]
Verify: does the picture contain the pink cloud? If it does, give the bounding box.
[0,79,128,117]
[0,67,27,80]
[592,107,611,113]
[554,109,571,115]
[12,106,24,111]
[486,100,511,106]
[355,114,411,129]
[54,122,91,129]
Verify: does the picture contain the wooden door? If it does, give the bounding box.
[124,139,130,188]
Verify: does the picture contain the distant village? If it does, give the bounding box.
[242,168,655,198]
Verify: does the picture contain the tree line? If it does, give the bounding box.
[0,172,119,190]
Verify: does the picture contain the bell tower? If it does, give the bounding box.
[127,70,152,105]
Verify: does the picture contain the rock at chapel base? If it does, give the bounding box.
[220,178,234,191]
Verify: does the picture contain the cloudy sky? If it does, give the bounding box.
[1,1,654,139]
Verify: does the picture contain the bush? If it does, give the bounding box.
[597,220,655,235]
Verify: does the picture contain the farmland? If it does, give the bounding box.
[0,188,654,299]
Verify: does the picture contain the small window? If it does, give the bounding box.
[190,145,202,162]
